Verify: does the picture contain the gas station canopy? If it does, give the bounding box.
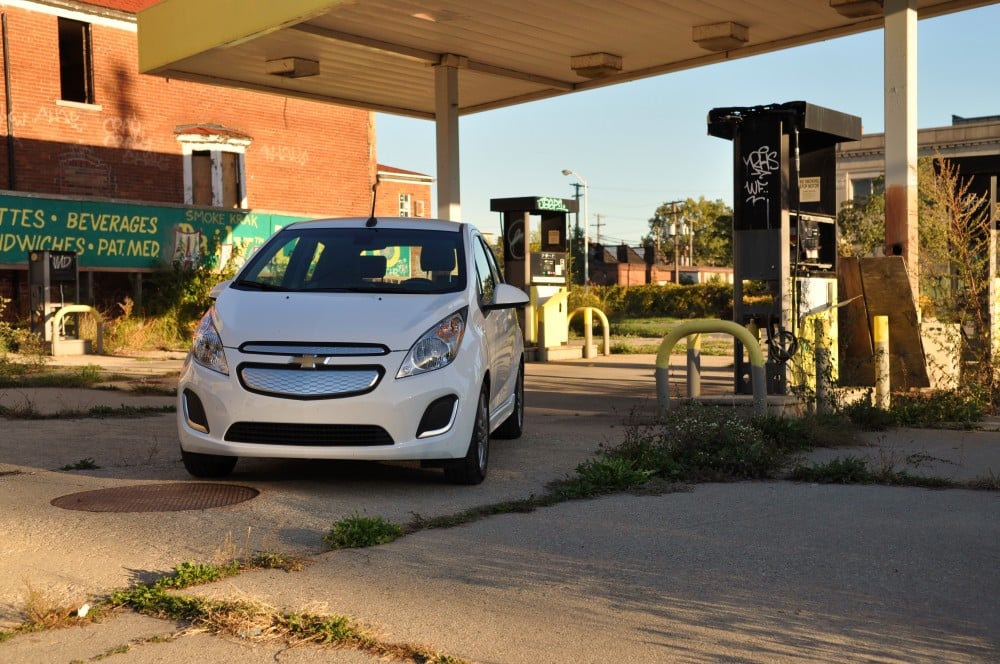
[137,0,993,120]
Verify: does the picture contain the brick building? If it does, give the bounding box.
[0,0,431,317]
[375,164,433,219]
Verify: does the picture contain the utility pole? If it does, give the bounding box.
[593,213,604,245]
[660,200,685,282]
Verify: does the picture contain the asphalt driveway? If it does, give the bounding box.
[0,353,997,662]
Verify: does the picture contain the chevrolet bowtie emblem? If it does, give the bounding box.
[290,354,325,369]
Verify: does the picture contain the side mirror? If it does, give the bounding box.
[484,283,530,311]
[209,280,232,300]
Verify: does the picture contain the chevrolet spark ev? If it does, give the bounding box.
[177,217,528,484]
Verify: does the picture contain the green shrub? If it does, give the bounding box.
[606,404,792,482]
[568,283,735,321]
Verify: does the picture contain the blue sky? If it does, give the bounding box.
[374,4,1000,246]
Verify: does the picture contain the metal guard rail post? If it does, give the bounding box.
[567,306,610,358]
[50,304,103,356]
[655,319,767,416]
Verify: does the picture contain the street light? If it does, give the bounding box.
[561,169,588,288]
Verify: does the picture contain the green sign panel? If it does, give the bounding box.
[0,193,308,270]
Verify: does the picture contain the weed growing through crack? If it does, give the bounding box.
[1,403,175,420]
[0,583,99,639]
[790,455,960,488]
[58,457,101,471]
[324,513,404,549]
[968,470,1000,490]
[789,456,872,484]
[104,558,465,662]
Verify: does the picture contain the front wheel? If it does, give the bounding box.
[181,448,238,478]
[444,383,490,485]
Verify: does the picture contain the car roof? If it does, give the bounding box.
[285,217,470,234]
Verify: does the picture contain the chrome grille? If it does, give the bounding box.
[240,365,381,399]
[241,343,387,356]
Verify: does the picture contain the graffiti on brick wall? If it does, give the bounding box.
[262,144,309,165]
[35,106,84,132]
[103,114,151,151]
[122,148,172,171]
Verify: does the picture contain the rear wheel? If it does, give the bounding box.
[181,449,238,478]
[493,361,523,439]
[444,383,490,485]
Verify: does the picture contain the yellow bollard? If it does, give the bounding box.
[874,315,890,410]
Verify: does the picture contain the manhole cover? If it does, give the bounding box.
[51,483,259,513]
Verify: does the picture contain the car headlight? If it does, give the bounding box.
[397,308,467,378]
[191,308,230,375]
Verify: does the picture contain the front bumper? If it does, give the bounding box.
[176,348,478,461]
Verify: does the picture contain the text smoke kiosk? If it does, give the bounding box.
[491,196,577,356]
[708,101,861,395]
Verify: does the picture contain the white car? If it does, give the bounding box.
[177,217,528,484]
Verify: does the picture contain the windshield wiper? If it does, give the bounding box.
[235,279,290,291]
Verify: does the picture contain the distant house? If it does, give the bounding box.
[589,243,733,286]
[375,165,433,219]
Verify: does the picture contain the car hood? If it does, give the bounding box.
[213,289,468,351]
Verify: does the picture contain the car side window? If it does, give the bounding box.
[482,238,505,284]
[473,237,496,305]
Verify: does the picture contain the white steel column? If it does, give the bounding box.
[883,0,919,302]
[435,56,461,221]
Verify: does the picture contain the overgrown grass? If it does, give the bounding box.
[840,388,986,430]
[0,363,103,389]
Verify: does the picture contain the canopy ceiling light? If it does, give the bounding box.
[692,22,749,51]
[570,52,622,79]
[265,57,320,78]
[829,0,884,18]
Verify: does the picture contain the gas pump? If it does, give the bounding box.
[708,101,861,395]
[28,250,81,344]
[490,197,576,356]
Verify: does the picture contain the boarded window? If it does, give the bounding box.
[57,18,93,104]
[221,152,241,208]
[192,151,213,206]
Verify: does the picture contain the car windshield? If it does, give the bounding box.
[235,226,466,294]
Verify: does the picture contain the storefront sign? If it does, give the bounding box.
[0,193,308,270]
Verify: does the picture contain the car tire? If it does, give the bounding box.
[444,383,490,485]
[493,360,524,440]
[181,449,238,478]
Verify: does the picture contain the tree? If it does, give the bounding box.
[644,197,733,267]
[837,175,885,257]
